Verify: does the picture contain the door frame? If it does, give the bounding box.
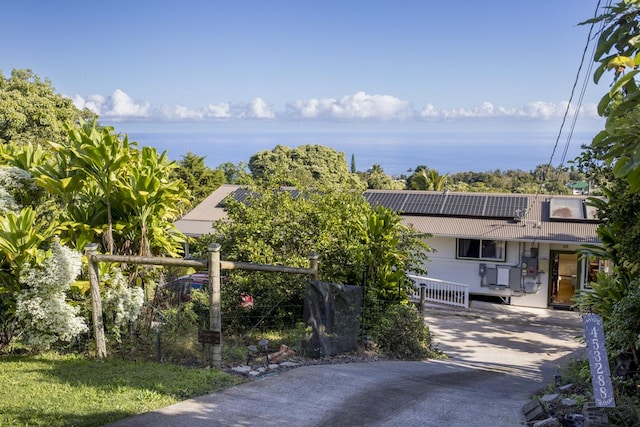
[548,250,581,307]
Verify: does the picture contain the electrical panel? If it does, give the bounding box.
[521,256,538,277]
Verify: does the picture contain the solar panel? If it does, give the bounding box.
[484,195,528,218]
[364,192,408,211]
[218,188,255,207]
[440,194,486,216]
[402,193,446,214]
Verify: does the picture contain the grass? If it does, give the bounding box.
[0,353,243,427]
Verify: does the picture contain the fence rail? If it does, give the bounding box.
[407,274,469,309]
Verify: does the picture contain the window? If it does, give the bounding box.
[457,239,505,261]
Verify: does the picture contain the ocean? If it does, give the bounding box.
[126,130,596,176]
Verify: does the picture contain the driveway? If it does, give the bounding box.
[107,303,585,427]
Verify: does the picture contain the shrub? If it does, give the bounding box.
[371,303,433,360]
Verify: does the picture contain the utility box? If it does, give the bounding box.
[510,267,523,289]
[486,267,497,285]
[521,256,538,277]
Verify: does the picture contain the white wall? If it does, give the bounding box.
[422,236,585,309]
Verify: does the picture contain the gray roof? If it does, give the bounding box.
[175,185,600,244]
[175,184,237,236]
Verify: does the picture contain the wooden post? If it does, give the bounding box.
[84,243,107,358]
[419,285,426,314]
[308,253,319,280]
[208,243,222,368]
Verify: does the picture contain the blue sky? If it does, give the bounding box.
[2,1,607,135]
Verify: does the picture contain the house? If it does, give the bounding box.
[176,185,604,310]
[567,181,591,195]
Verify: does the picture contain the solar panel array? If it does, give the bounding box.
[223,188,528,219]
[365,191,528,219]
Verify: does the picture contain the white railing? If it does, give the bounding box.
[407,274,469,309]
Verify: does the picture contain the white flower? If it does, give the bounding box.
[102,268,145,340]
[15,240,88,349]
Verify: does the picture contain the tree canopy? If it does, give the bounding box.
[248,144,364,189]
[0,69,94,146]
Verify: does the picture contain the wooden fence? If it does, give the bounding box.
[84,243,319,368]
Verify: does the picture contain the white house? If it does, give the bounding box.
[176,185,604,310]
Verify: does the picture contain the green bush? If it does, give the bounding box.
[371,303,433,360]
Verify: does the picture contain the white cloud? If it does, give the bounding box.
[160,102,232,120]
[247,97,275,119]
[287,91,413,120]
[73,89,150,119]
[70,89,602,125]
[420,101,600,121]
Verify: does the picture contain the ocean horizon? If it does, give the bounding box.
[127,130,595,176]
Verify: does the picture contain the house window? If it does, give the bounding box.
[457,239,506,261]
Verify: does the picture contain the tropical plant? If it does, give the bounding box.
[60,119,132,254]
[581,1,640,191]
[406,165,448,191]
[358,205,430,304]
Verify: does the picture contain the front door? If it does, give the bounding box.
[549,251,579,307]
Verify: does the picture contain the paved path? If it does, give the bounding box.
[106,304,586,427]
[424,302,585,383]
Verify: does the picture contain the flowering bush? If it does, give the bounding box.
[0,166,33,214]
[101,268,144,341]
[15,241,88,349]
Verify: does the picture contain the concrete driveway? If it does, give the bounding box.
[107,303,585,427]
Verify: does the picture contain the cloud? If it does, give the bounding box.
[160,102,232,120]
[70,89,602,125]
[73,89,150,119]
[419,101,601,121]
[287,91,413,120]
[246,97,275,119]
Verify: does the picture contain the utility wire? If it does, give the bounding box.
[528,0,605,245]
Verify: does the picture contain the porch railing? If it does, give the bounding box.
[407,274,469,309]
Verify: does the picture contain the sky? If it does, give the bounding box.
[2,1,608,138]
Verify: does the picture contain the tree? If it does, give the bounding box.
[364,164,404,190]
[406,166,449,191]
[248,144,364,189]
[351,153,357,173]
[196,185,430,330]
[215,161,252,185]
[0,69,94,146]
[173,152,225,206]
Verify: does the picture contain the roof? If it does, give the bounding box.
[567,181,589,189]
[175,185,600,244]
[175,184,238,236]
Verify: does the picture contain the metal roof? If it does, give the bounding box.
[174,186,600,244]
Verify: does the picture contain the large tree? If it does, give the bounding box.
[248,144,364,189]
[0,69,94,146]
[173,152,225,206]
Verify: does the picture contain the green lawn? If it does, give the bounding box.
[0,353,242,427]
